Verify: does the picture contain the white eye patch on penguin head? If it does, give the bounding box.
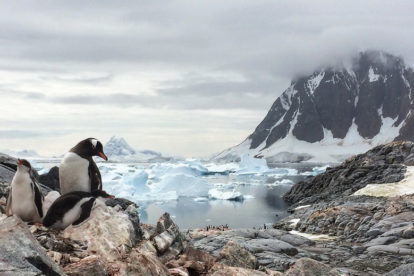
[89,139,108,161]
[71,138,108,161]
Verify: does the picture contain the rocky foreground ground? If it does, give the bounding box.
[1,142,414,275]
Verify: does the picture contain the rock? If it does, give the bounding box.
[166,247,216,275]
[0,153,16,197]
[154,223,180,253]
[384,263,414,276]
[243,239,298,256]
[63,255,107,276]
[169,267,190,276]
[0,216,64,275]
[208,263,268,276]
[152,213,185,262]
[218,241,257,269]
[284,258,341,276]
[364,236,398,247]
[284,142,412,205]
[125,204,143,241]
[366,245,414,255]
[366,229,384,238]
[402,227,414,239]
[126,250,170,276]
[38,166,60,191]
[255,251,294,271]
[105,197,137,210]
[62,203,138,262]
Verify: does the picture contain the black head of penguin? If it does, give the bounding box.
[70,138,108,161]
[17,158,32,172]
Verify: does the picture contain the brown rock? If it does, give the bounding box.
[284,258,341,276]
[166,247,217,275]
[218,241,257,269]
[63,255,107,276]
[126,250,170,276]
[208,263,268,276]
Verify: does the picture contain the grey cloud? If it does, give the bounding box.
[1,0,414,156]
[0,130,69,139]
[40,74,114,84]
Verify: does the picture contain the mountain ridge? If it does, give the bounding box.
[217,50,414,162]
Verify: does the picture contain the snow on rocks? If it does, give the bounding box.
[353,166,414,197]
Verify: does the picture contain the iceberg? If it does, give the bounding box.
[236,154,269,175]
[154,174,212,197]
[204,162,238,174]
[106,170,151,200]
[208,188,244,201]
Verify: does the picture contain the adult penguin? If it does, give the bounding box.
[6,159,44,223]
[42,190,114,229]
[59,138,108,195]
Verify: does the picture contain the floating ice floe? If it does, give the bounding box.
[266,179,294,187]
[203,162,239,174]
[301,165,329,176]
[208,188,244,201]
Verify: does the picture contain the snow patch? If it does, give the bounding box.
[307,72,325,94]
[290,230,335,241]
[368,66,380,82]
[353,166,414,197]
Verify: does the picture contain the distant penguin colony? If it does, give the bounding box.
[6,159,44,223]
[59,138,108,195]
[5,138,112,230]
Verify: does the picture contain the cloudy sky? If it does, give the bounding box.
[0,0,413,157]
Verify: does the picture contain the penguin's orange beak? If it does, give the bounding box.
[97,152,108,161]
[17,159,23,166]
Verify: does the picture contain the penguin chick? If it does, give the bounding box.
[6,159,44,223]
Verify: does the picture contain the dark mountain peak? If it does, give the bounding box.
[218,50,414,162]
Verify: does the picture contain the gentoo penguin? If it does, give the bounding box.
[59,138,108,195]
[6,159,44,223]
[42,190,114,229]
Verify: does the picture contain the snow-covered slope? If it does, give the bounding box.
[216,50,414,163]
[104,136,170,162]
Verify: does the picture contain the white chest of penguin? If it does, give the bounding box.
[11,172,38,221]
[60,152,91,194]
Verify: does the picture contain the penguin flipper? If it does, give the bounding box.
[89,160,102,191]
[6,191,12,216]
[72,198,96,226]
[32,182,44,218]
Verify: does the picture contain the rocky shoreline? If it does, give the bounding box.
[1,142,414,275]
